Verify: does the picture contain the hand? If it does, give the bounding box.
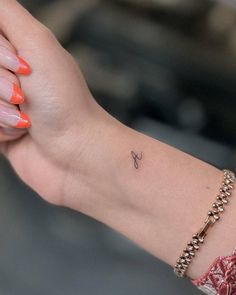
[0,0,119,207]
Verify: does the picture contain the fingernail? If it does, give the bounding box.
[15,112,31,128]
[0,78,24,104]
[16,56,31,75]
[0,46,31,75]
[0,105,31,128]
[11,83,25,104]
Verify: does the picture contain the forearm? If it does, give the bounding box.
[64,112,236,280]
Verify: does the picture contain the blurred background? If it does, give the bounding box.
[0,0,236,294]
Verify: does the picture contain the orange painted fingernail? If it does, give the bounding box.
[0,77,24,104]
[16,56,31,75]
[0,105,31,128]
[15,112,31,129]
[0,47,31,74]
[10,83,25,104]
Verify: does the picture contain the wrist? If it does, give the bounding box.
[62,106,129,216]
[62,107,235,283]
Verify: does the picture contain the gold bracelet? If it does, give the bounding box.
[174,169,235,278]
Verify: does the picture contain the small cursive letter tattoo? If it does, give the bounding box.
[131,151,143,169]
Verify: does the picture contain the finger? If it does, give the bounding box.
[0,32,30,75]
[0,45,31,75]
[0,34,16,53]
[0,126,27,142]
[0,69,27,140]
[0,0,45,46]
[0,76,24,104]
[0,66,25,105]
[0,103,30,129]
[0,67,19,84]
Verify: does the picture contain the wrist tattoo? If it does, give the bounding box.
[131,151,143,169]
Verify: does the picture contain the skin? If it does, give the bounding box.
[0,0,235,283]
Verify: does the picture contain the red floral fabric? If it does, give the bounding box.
[191,248,236,295]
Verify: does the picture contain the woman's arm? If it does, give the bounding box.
[0,1,235,282]
[64,112,236,280]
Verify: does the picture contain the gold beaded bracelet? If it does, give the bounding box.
[174,169,235,278]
